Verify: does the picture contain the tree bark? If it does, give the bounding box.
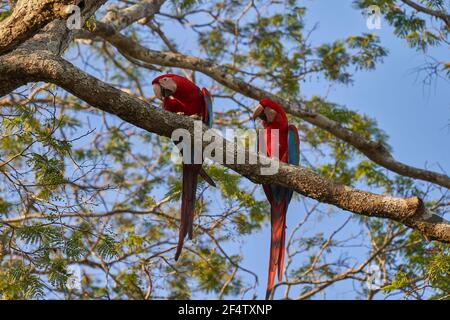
[1,50,448,242]
[0,1,448,243]
[0,0,77,55]
[87,22,450,190]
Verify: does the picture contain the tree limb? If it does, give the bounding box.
[1,50,448,242]
[87,22,450,190]
[101,0,166,30]
[400,0,450,29]
[0,0,107,95]
[0,0,78,55]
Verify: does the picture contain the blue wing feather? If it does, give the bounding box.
[287,125,300,166]
[287,125,300,203]
[261,125,300,205]
[202,88,213,128]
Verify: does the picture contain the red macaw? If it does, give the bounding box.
[253,98,300,299]
[152,74,214,261]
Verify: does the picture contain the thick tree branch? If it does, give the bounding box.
[75,0,165,42]
[101,0,165,30]
[0,0,106,95]
[88,22,450,190]
[0,0,77,55]
[26,0,107,53]
[1,50,448,242]
[400,0,450,29]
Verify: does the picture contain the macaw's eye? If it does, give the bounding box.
[264,108,277,123]
[252,104,277,123]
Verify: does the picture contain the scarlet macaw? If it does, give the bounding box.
[253,98,300,299]
[152,74,214,261]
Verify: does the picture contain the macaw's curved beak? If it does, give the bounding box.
[153,83,163,100]
[252,104,277,123]
[152,79,177,100]
[153,83,175,100]
[252,104,265,120]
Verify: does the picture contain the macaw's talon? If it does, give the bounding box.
[176,112,185,116]
[189,114,201,120]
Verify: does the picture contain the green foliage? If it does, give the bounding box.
[166,248,243,299]
[316,34,387,84]
[316,41,352,83]
[28,154,65,199]
[48,257,71,289]
[97,235,119,260]
[0,0,447,301]
[0,261,44,299]
[354,0,449,52]
[171,0,198,10]
[346,34,388,70]
[199,29,227,59]
[301,97,395,189]
[384,232,450,299]
[16,224,62,247]
[0,9,12,23]
[0,198,11,215]
[105,126,131,162]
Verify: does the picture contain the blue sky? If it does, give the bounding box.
[214,1,448,299]
[302,1,450,170]
[66,0,449,299]
[152,0,449,299]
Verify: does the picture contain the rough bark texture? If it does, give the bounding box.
[0,0,106,95]
[88,22,450,190]
[0,0,77,55]
[0,0,448,244]
[400,0,450,29]
[101,0,165,29]
[1,50,448,242]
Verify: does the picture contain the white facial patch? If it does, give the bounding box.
[153,83,163,100]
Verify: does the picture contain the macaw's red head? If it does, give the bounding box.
[152,74,198,101]
[252,98,288,129]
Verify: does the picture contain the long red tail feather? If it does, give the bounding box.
[265,201,288,299]
[174,163,201,261]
